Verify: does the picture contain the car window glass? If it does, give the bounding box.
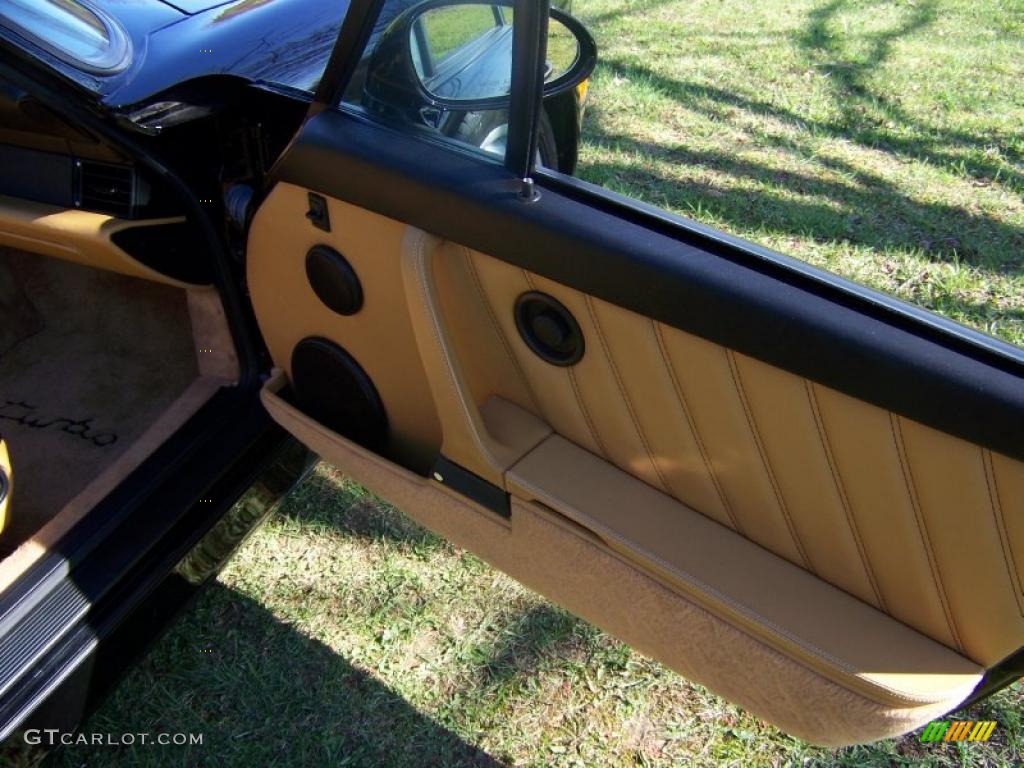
[413,6,513,102]
[417,5,504,69]
[343,0,516,163]
[545,15,577,81]
[556,0,1023,350]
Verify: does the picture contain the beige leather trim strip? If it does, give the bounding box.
[805,380,887,610]
[984,448,1024,616]
[652,321,741,531]
[506,433,982,708]
[726,349,813,572]
[890,414,964,652]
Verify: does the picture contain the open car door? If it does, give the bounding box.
[243,0,1024,747]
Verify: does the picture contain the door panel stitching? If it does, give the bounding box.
[890,414,964,652]
[567,366,607,458]
[584,295,672,495]
[805,381,887,610]
[461,246,543,415]
[982,448,1024,616]
[726,350,814,572]
[654,322,743,533]
[524,270,608,458]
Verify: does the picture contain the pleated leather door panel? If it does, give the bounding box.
[435,242,1024,668]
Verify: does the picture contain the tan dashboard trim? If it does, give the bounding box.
[0,194,202,288]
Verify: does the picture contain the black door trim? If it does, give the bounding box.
[505,0,550,181]
[274,109,1024,463]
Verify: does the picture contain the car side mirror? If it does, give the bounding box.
[364,0,596,113]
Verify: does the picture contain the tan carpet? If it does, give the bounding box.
[0,250,198,551]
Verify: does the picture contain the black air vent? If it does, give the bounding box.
[75,160,136,217]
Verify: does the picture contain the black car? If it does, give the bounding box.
[0,0,1023,754]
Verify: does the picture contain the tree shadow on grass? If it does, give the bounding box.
[581,0,679,25]
[592,0,1024,192]
[595,51,1024,195]
[797,0,1024,174]
[798,0,938,130]
[580,0,1023,283]
[41,584,505,768]
[581,117,1024,276]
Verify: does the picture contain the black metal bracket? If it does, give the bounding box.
[505,0,551,190]
[430,455,511,519]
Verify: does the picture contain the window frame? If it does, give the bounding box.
[312,0,551,180]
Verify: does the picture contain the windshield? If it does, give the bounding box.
[0,0,131,74]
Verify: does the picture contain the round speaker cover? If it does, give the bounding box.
[514,291,585,366]
[305,245,363,316]
[290,338,387,452]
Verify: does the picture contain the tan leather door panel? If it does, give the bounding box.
[247,185,441,472]
[441,241,1024,668]
[247,186,1021,746]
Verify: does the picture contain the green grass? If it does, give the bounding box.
[22,468,1024,767]
[574,0,1023,346]
[16,0,1024,765]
